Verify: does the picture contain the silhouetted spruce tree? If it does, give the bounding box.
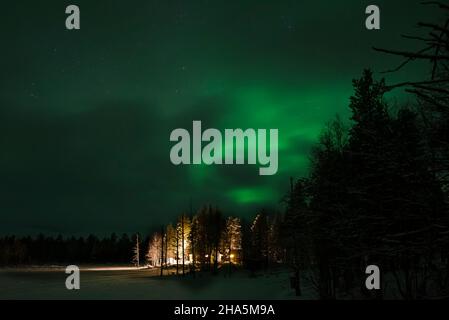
[189,214,199,277]
[250,212,269,271]
[308,115,350,299]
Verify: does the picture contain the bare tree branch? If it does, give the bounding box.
[431,18,449,79]
[385,78,449,91]
[417,22,449,37]
[373,47,449,60]
[380,46,434,74]
[413,84,449,95]
[406,89,449,110]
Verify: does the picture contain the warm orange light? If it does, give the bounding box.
[230,254,235,258]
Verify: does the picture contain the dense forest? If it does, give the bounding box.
[1,2,449,300]
[0,234,135,265]
[0,209,281,273]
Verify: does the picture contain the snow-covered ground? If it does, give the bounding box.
[0,267,313,300]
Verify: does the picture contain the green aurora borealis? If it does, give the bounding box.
[0,0,441,235]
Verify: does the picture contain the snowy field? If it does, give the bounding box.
[0,267,311,300]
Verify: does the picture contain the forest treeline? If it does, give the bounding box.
[0,209,283,273]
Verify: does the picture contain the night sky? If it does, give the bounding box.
[0,1,440,235]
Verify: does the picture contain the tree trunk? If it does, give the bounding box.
[182,214,185,276]
[176,230,179,275]
[214,246,219,274]
[191,227,196,278]
[294,269,301,296]
[165,228,168,268]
